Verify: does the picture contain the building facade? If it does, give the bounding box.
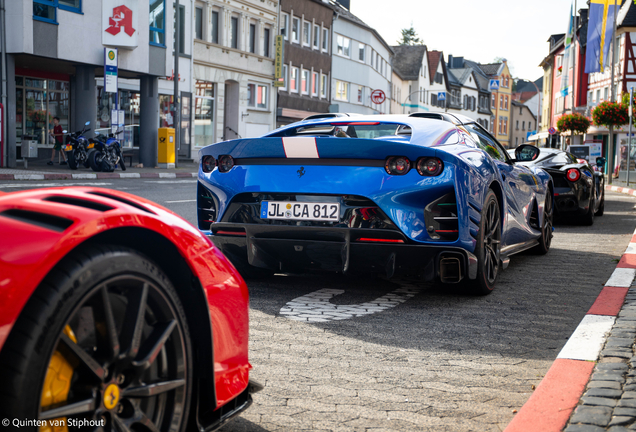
[192,0,277,149]
[329,2,392,114]
[478,61,512,147]
[276,0,333,125]
[3,0,192,167]
[391,45,429,114]
[510,100,537,148]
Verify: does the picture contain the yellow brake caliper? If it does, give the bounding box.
[40,325,78,432]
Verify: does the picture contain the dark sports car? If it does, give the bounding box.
[0,188,259,432]
[508,148,604,225]
[197,112,554,295]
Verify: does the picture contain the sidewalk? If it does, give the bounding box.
[506,185,636,432]
[0,158,199,180]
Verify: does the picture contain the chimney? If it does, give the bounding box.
[336,0,350,10]
[448,54,453,68]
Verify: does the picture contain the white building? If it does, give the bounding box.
[391,45,430,114]
[3,0,194,167]
[328,2,392,114]
[192,0,277,148]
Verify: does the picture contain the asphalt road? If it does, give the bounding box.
[3,179,636,431]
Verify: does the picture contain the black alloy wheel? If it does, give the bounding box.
[532,191,553,255]
[0,245,193,432]
[472,190,501,295]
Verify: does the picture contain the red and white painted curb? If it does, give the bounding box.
[607,184,636,197]
[0,172,197,181]
[505,225,636,432]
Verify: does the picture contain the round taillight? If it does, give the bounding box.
[201,155,215,173]
[416,157,444,176]
[218,155,234,173]
[566,168,580,182]
[385,156,411,175]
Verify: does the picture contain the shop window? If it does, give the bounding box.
[150,0,166,46]
[247,83,268,109]
[195,81,215,148]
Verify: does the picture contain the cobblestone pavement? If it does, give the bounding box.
[216,192,636,432]
[565,283,636,432]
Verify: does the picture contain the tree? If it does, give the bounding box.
[397,26,422,46]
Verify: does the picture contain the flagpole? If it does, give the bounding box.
[608,0,618,185]
[572,0,577,119]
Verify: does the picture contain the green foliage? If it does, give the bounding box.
[556,113,590,135]
[397,27,422,46]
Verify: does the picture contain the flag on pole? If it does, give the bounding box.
[560,2,574,96]
[585,0,620,74]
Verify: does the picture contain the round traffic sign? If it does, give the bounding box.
[371,89,386,105]
[548,127,556,135]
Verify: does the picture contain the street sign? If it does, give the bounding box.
[104,48,118,94]
[437,92,446,101]
[548,127,556,135]
[371,89,386,104]
[489,79,500,91]
[275,35,284,79]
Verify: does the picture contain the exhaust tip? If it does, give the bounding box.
[440,256,463,284]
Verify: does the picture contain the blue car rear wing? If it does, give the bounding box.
[199,134,460,162]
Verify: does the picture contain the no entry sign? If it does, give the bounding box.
[371,89,386,105]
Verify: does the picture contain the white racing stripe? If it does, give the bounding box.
[605,267,636,287]
[279,287,420,323]
[557,315,616,361]
[282,137,319,158]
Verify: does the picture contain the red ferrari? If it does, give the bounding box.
[0,187,259,431]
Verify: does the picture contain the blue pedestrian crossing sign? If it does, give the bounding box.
[489,79,500,91]
[437,92,446,101]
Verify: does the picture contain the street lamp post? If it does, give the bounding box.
[401,89,429,114]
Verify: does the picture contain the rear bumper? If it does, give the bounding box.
[208,223,477,282]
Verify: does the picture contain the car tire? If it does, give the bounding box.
[531,191,554,255]
[0,245,193,432]
[595,193,605,216]
[470,189,501,295]
[581,197,595,226]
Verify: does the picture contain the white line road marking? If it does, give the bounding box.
[557,314,616,361]
[191,173,197,177]
[0,182,114,188]
[605,267,636,287]
[144,180,197,184]
[165,199,196,203]
[279,287,421,322]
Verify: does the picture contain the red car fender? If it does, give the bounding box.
[0,187,250,407]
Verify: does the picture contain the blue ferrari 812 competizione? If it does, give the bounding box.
[197,113,554,295]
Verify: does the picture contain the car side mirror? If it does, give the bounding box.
[596,156,606,167]
[514,144,540,162]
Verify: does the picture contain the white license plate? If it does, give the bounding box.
[260,201,340,221]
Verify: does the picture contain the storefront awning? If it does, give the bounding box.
[528,131,550,141]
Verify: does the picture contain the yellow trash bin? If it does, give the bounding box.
[158,127,175,168]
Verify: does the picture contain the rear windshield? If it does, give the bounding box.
[270,122,412,141]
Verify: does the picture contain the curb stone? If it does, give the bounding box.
[505,216,636,432]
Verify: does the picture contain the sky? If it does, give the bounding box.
[352,0,575,81]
